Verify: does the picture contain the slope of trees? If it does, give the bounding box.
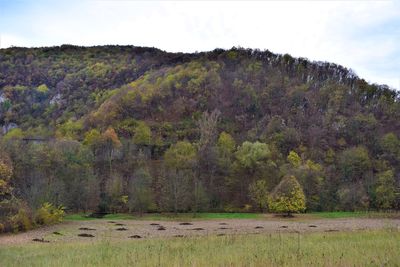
[1,45,400,232]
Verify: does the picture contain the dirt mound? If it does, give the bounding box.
[52,231,63,235]
[116,228,128,231]
[157,226,166,231]
[32,238,50,243]
[309,225,317,228]
[179,222,193,225]
[129,235,142,239]
[115,223,125,226]
[280,226,288,228]
[78,233,95,237]
[79,227,96,231]
[192,228,204,231]
[150,223,160,226]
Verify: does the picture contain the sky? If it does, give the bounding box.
[0,0,399,89]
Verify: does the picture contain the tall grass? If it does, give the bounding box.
[1,229,399,266]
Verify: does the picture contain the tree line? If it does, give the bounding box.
[1,109,399,232]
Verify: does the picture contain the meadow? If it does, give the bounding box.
[0,229,399,267]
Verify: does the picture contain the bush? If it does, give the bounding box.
[35,202,65,225]
[10,209,33,232]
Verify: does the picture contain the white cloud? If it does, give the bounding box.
[0,0,399,89]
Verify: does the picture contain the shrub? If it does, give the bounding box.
[10,209,33,232]
[35,202,65,225]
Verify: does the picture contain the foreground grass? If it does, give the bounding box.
[1,229,399,266]
[65,212,263,221]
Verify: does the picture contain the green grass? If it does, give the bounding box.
[310,211,400,219]
[1,229,399,266]
[64,212,263,221]
[65,211,399,222]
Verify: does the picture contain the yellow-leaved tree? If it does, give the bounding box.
[269,175,306,217]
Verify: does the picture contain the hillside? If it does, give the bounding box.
[1,45,399,232]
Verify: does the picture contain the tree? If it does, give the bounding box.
[233,141,276,204]
[0,159,13,200]
[99,127,121,212]
[128,153,155,215]
[0,155,32,233]
[337,182,369,211]
[235,141,271,170]
[284,151,324,211]
[269,175,306,216]
[83,129,102,154]
[216,131,236,173]
[339,146,371,182]
[287,151,301,168]
[36,84,49,94]
[375,169,396,210]
[164,141,196,213]
[380,133,400,164]
[133,121,152,145]
[248,180,269,212]
[197,110,220,209]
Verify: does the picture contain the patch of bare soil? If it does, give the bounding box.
[1,218,399,245]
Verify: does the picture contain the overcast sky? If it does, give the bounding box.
[0,0,399,89]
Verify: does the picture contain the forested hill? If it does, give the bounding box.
[1,45,399,231]
[0,45,398,141]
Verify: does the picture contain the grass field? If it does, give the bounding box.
[1,229,399,266]
[64,211,398,221]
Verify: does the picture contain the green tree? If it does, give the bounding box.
[248,179,269,212]
[339,146,371,182]
[269,175,306,216]
[375,169,396,210]
[233,141,276,205]
[235,141,271,169]
[380,133,400,164]
[129,154,155,215]
[217,132,236,155]
[133,121,152,145]
[164,141,197,213]
[216,131,236,173]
